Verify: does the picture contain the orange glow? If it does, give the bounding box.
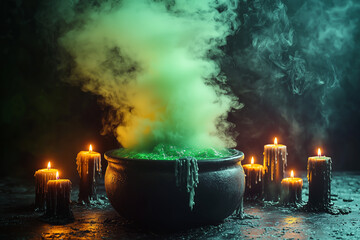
[274,137,278,145]
[318,148,321,157]
[56,171,59,179]
[47,161,51,170]
[251,156,254,164]
[89,144,93,152]
[291,170,294,178]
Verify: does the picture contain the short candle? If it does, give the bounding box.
[46,171,73,218]
[76,144,102,203]
[307,148,332,209]
[280,170,303,205]
[34,161,58,211]
[263,137,287,201]
[242,156,264,200]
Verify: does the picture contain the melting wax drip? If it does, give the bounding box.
[307,156,332,209]
[175,157,199,210]
[263,144,287,201]
[264,146,287,182]
[243,163,263,201]
[34,169,57,210]
[76,151,102,179]
[280,180,303,205]
[35,171,57,194]
[76,151,102,202]
[46,179,72,218]
[245,167,263,189]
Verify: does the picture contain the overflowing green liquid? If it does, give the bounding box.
[112,144,234,160]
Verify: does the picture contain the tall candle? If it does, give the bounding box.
[46,171,73,218]
[76,144,102,203]
[34,162,58,211]
[307,148,332,209]
[263,137,287,201]
[280,170,303,205]
[242,157,264,200]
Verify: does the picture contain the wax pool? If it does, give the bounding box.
[34,163,58,211]
[307,150,332,209]
[242,157,263,200]
[76,145,102,203]
[263,138,287,201]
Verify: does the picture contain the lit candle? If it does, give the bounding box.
[46,171,73,218]
[263,137,287,201]
[34,161,58,211]
[76,144,102,203]
[242,156,264,200]
[280,170,303,205]
[307,148,332,209]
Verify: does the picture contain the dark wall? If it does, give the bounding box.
[224,0,360,171]
[1,0,359,180]
[0,0,119,180]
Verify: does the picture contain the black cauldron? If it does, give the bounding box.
[104,149,245,227]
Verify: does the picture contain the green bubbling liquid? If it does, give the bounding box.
[112,144,234,160]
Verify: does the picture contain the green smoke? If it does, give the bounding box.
[59,0,240,150]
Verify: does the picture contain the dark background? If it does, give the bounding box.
[1,0,359,181]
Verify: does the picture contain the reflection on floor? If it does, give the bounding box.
[0,172,359,239]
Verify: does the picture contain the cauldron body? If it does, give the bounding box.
[104,149,245,227]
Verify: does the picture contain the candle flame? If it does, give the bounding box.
[56,171,59,180]
[291,170,294,178]
[274,137,278,145]
[318,148,321,157]
[89,144,93,152]
[47,161,51,170]
[251,156,254,164]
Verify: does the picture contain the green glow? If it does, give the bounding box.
[113,145,233,160]
[59,0,240,151]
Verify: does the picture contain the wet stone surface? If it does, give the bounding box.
[0,172,359,239]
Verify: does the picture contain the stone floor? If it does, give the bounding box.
[0,172,359,239]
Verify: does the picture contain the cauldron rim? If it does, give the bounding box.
[104,148,244,166]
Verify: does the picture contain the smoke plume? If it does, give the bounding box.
[224,0,360,160]
[36,0,360,165]
[58,0,241,151]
